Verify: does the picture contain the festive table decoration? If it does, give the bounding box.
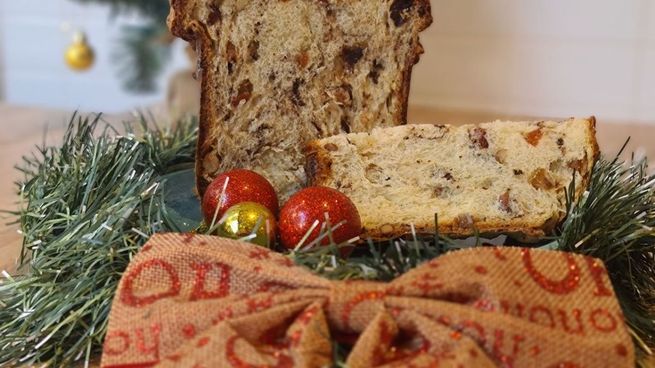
[65,31,95,71]
[101,234,632,368]
[279,186,362,250]
[216,202,276,248]
[202,169,279,225]
[0,118,653,367]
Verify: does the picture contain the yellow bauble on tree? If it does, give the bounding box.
[65,31,95,71]
[216,202,276,248]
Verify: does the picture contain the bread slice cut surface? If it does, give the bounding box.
[168,0,432,200]
[305,118,599,239]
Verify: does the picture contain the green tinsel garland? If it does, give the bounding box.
[0,114,197,366]
[0,115,653,367]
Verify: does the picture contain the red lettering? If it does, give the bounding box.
[557,309,584,335]
[373,320,395,366]
[492,329,525,366]
[120,259,181,307]
[437,315,452,326]
[182,324,196,338]
[135,324,161,360]
[585,258,613,297]
[529,306,556,328]
[590,308,618,332]
[472,299,495,312]
[225,335,293,368]
[104,330,130,356]
[548,362,580,368]
[512,335,526,358]
[500,300,525,318]
[212,307,234,325]
[340,291,386,329]
[246,294,274,313]
[249,248,270,260]
[500,300,510,314]
[522,249,581,295]
[384,285,405,296]
[197,336,210,348]
[275,257,295,267]
[516,303,525,318]
[493,247,508,261]
[297,304,320,325]
[289,329,303,348]
[616,343,628,357]
[457,320,486,345]
[411,273,443,296]
[190,262,231,301]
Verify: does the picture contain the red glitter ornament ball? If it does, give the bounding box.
[201,169,279,224]
[279,186,362,249]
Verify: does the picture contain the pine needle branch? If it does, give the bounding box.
[0,113,196,366]
[556,156,655,365]
[290,220,461,282]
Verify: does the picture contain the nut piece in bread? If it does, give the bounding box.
[168,0,433,200]
[305,118,600,239]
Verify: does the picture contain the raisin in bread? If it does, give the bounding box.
[305,118,600,239]
[168,0,433,200]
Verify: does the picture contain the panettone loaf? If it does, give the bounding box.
[305,118,600,239]
[168,0,433,199]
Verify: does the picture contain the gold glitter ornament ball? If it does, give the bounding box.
[65,31,95,71]
[217,202,276,248]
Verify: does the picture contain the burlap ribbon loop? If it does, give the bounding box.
[101,233,634,368]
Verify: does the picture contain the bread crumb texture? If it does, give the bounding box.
[306,118,599,239]
[169,0,432,200]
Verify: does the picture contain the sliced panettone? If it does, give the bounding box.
[168,0,433,200]
[305,118,600,239]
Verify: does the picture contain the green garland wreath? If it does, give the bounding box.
[0,115,653,367]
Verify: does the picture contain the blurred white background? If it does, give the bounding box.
[0,0,188,113]
[0,0,654,125]
[411,0,655,125]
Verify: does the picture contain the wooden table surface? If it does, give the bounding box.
[1,104,654,273]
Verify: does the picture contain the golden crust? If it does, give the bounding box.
[168,0,218,195]
[394,0,432,124]
[303,140,334,187]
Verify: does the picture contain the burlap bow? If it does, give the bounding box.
[101,233,633,368]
